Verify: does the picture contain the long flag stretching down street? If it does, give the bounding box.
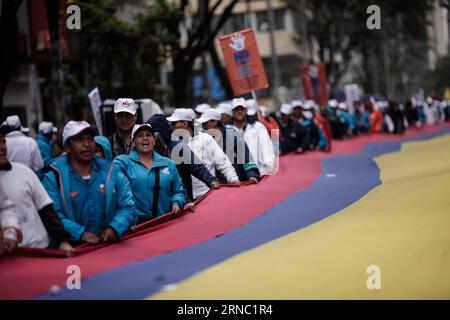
[1,124,450,299]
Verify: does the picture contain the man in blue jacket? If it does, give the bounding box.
[337,102,355,137]
[36,121,57,179]
[42,121,136,245]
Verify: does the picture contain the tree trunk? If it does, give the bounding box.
[45,0,66,127]
[172,54,193,106]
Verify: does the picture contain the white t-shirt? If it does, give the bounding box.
[0,182,20,241]
[243,121,276,176]
[0,162,52,248]
[6,131,44,171]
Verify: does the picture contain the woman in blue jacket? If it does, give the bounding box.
[114,124,186,223]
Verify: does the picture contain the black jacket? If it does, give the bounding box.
[108,132,132,158]
[147,115,217,202]
[278,119,306,154]
[300,119,320,150]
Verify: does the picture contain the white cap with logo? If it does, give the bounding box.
[167,108,196,122]
[62,121,97,145]
[196,109,222,124]
[114,98,137,115]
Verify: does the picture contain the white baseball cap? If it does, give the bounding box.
[131,124,154,140]
[39,121,58,134]
[62,121,97,145]
[114,98,137,115]
[216,102,232,116]
[280,103,293,115]
[328,99,338,108]
[245,99,258,116]
[302,111,313,119]
[167,108,196,122]
[187,108,197,120]
[338,102,348,110]
[231,98,247,110]
[259,106,269,117]
[377,101,388,109]
[291,100,303,108]
[196,109,222,124]
[303,100,315,110]
[195,103,212,114]
[2,115,23,131]
[21,127,30,134]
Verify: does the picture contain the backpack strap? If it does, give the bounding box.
[151,167,160,219]
[49,166,61,189]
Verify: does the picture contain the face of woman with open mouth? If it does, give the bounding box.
[134,129,155,155]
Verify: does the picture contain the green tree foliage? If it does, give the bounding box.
[168,0,239,105]
[287,0,435,98]
[2,0,239,122]
[71,0,179,102]
[72,0,238,105]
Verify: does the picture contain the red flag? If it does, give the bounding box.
[300,63,329,106]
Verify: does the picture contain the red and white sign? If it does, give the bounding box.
[219,29,269,96]
[300,63,329,106]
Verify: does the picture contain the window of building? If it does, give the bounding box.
[256,9,285,32]
[231,12,246,31]
[219,12,247,35]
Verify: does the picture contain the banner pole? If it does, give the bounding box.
[251,90,258,104]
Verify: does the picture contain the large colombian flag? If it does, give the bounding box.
[1,124,450,299]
